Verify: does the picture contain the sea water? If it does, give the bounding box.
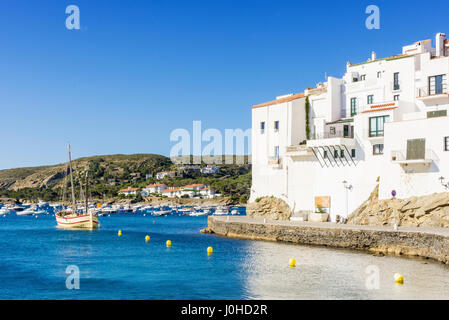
[0,210,449,300]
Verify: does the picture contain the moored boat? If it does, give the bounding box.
[55,144,98,230]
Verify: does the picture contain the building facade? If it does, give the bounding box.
[250,33,449,222]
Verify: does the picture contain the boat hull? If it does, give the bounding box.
[56,213,98,230]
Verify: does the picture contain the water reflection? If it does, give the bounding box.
[240,240,449,299]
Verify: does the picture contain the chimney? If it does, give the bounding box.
[371,51,377,61]
[436,33,446,57]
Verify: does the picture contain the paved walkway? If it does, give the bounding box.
[211,216,449,237]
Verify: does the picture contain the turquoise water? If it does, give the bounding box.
[1,211,449,300]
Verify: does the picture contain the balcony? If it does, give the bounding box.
[390,149,437,166]
[307,130,355,148]
[285,145,314,159]
[416,87,449,101]
[268,157,282,169]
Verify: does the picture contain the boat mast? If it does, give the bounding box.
[85,167,92,227]
[67,144,77,214]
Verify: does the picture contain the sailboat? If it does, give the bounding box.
[55,144,98,230]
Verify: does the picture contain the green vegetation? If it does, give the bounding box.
[305,96,311,140]
[0,154,252,204]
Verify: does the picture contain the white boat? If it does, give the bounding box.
[153,209,172,216]
[16,208,34,216]
[231,209,239,215]
[214,206,229,215]
[0,208,10,215]
[189,211,208,217]
[55,144,98,230]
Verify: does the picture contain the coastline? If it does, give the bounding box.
[203,216,449,264]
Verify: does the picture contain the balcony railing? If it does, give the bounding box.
[390,149,438,164]
[417,86,448,98]
[310,130,354,140]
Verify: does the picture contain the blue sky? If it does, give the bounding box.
[0,0,448,169]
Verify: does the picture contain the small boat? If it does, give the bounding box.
[189,211,208,217]
[0,208,10,215]
[16,208,35,216]
[55,144,98,230]
[213,206,229,215]
[231,209,239,215]
[12,205,25,212]
[153,209,172,216]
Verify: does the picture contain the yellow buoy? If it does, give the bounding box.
[166,240,172,247]
[289,258,296,267]
[98,223,101,228]
[145,235,150,242]
[118,230,122,237]
[207,246,213,254]
[394,273,404,284]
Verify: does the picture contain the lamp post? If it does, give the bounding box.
[439,176,449,190]
[342,180,352,223]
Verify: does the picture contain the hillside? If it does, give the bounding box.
[0,154,252,204]
[0,154,172,191]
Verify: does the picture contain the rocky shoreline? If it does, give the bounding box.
[203,216,449,264]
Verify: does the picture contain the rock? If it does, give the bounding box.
[246,197,292,220]
[347,185,449,228]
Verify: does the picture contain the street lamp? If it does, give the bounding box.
[439,176,449,190]
[342,180,352,223]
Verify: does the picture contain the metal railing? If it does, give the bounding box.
[390,149,438,162]
[310,130,354,140]
[417,86,448,97]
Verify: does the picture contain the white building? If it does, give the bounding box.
[250,33,449,222]
[200,165,220,174]
[141,183,167,196]
[119,187,139,197]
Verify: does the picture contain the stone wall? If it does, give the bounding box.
[246,197,292,220]
[205,216,449,264]
[347,185,449,228]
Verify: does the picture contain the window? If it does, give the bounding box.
[334,150,339,158]
[445,137,449,151]
[352,77,358,83]
[369,115,390,137]
[340,150,345,158]
[377,71,382,78]
[361,75,366,81]
[351,149,356,158]
[367,95,374,104]
[274,146,280,160]
[373,144,384,155]
[323,150,328,159]
[274,121,279,132]
[394,94,400,101]
[427,110,447,118]
[350,98,357,116]
[393,72,400,90]
[429,74,447,95]
[330,126,336,135]
[260,122,265,134]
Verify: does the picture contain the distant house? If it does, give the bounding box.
[145,174,153,179]
[182,184,206,191]
[199,187,216,199]
[142,183,167,196]
[200,165,220,174]
[108,178,118,186]
[161,188,181,198]
[119,187,139,196]
[156,171,177,180]
[178,165,200,172]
